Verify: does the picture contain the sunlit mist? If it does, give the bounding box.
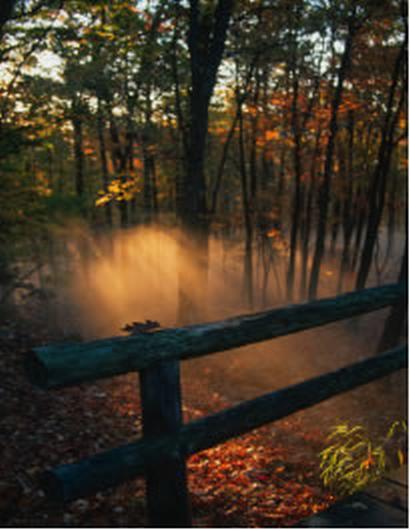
[42,223,404,403]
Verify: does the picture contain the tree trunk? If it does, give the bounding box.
[286,71,302,300]
[178,0,234,323]
[350,187,365,269]
[308,16,356,300]
[300,125,321,298]
[142,84,158,224]
[238,102,254,309]
[337,111,355,292]
[109,114,128,228]
[210,53,260,215]
[249,72,260,207]
[356,40,406,290]
[383,162,399,268]
[210,110,239,214]
[72,114,84,199]
[276,146,286,222]
[97,99,112,226]
[329,198,341,257]
[377,237,407,353]
[170,14,189,218]
[350,122,376,269]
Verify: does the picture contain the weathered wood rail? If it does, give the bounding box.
[26,283,407,527]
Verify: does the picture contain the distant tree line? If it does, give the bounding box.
[0,0,407,309]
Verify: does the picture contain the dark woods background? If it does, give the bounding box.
[0,0,407,327]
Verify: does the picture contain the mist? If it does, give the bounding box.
[34,222,405,436]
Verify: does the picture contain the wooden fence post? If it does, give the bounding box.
[139,360,192,527]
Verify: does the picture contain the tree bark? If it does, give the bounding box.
[383,161,399,268]
[181,0,234,229]
[72,113,84,198]
[109,113,128,228]
[238,101,254,309]
[308,15,357,300]
[329,198,341,256]
[286,71,302,300]
[337,111,355,292]
[178,0,234,322]
[300,125,321,298]
[97,98,112,226]
[377,237,407,353]
[356,40,406,290]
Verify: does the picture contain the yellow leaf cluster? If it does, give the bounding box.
[95,176,142,207]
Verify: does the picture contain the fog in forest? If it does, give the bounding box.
[33,221,405,433]
[45,223,404,334]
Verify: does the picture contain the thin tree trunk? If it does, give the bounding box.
[350,123,376,270]
[337,111,355,292]
[211,53,260,215]
[238,102,254,309]
[287,71,302,300]
[97,99,112,226]
[356,40,406,290]
[329,198,341,257]
[150,154,159,215]
[109,114,128,228]
[170,15,189,218]
[72,115,84,199]
[384,165,399,267]
[276,146,286,222]
[300,125,321,298]
[308,16,357,300]
[351,186,367,270]
[142,143,152,221]
[210,110,239,215]
[249,72,260,207]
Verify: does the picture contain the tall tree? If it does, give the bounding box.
[355,35,406,289]
[308,3,359,300]
[286,1,303,300]
[180,0,235,231]
[177,0,235,322]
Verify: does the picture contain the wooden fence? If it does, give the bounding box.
[26,282,407,527]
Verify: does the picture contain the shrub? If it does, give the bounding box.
[319,420,407,496]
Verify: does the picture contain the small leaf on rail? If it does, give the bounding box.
[121,320,161,335]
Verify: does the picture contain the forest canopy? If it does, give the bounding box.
[0,0,407,309]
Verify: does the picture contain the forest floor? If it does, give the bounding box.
[0,300,406,528]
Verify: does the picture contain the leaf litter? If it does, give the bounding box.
[1,315,403,527]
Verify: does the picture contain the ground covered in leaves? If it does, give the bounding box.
[0,309,406,527]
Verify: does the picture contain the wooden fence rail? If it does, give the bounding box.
[42,346,406,503]
[25,283,407,527]
[27,282,404,389]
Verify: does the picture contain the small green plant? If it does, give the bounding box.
[319,420,407,496]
